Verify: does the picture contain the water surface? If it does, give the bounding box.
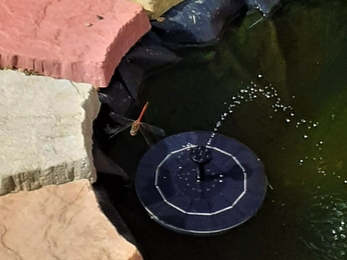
[110,1,347,259]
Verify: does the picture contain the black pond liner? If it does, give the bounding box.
[135,131,267,235]
[151,0,281,48]
[98,0,281,118]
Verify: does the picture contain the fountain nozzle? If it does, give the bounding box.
[190,146,212,181]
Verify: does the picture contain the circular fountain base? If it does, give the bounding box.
[135,131,267,235]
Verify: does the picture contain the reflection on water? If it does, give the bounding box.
[113,0,347,259]
[302,192,347,259]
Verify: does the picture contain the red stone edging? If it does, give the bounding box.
[0,0,151,88]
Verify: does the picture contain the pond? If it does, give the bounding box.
[107,0,347,259]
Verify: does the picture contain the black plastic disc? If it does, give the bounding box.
[135,131,267,235]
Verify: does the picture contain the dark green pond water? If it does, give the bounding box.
[110,1,347,259]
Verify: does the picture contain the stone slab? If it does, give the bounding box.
[0,0,151,88]
[0,70,100,195]
[131,0,184,19]
[0,179,142,260]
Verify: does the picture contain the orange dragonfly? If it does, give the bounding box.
[107,102,166,145]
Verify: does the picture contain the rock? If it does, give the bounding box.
[0,0,150,88]
[0,70,99,195]
[0,179,142,260]
[131,0,184,19]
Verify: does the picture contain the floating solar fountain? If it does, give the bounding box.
[135,131,267,235]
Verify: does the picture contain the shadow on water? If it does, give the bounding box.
[106,0,347,259]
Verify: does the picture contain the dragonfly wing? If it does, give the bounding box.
[109,112,134,125]
[140,122,166,137]
[139,127,155,146]
[107,123,132,138]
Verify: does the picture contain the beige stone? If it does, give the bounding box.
[131,0,184,19]
[0,180,142,260]
[0,70,99,195]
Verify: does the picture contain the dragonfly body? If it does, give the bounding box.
[130,122,141,136]
[108,101,165,145]
[129,101,148,136]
